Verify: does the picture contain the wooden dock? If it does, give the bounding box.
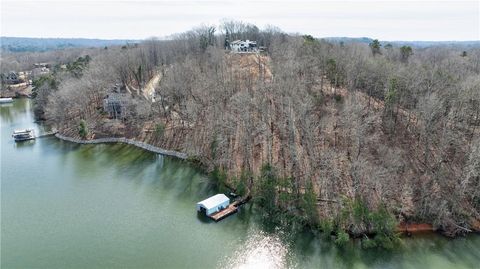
[36,130,58,138]
[208,202,239,222]
[203,190,252,222]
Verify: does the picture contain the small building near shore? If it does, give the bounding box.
[103,84,128,119]
[196,194,230,216]
[33,63,50,68]
[4,72,21,84]
[31,67,50,78]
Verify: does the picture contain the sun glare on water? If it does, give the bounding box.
[223,231,290,269]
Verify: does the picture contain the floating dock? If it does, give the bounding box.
[0,98,14,103]
[12,129,35,141]
[208,202,239,221]
[197,192,251,222]
[12,129,57,142]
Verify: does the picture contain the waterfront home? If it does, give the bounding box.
[103,84,129,119]
[4,72,21,84]
[103,93,128,119]
[196,194,230,216]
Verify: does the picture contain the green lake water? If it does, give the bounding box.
[1,99,479,268]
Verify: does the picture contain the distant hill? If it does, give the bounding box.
[0,37,140,52]
[322,37,374,44]
[2,36,478,53]
[322,37,480,48]
[383,40,480,48]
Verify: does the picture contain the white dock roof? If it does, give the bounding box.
[197,194,229,210]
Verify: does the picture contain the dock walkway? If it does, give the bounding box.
[36,130,58,138]
[208,188,252,221]
[55,133,187,159]
[209,202,240,221]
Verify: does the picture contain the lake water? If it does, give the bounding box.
[1,99,479,269]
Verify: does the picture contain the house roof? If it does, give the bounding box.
[197,194,229,210]
[231,40,257,45]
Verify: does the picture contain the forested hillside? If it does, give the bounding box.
[29,22,480,247]
[0,47,107,74]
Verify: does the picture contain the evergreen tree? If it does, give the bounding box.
[301,180,318,225]
[400,45,413,62]
[224,30,230,50]
[255,163,278,217]
[78,120,88,139]
[369,39,382,56]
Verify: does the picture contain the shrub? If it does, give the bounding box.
[255,163,278,213]
[301,180,318,226]
[361,237,378,249]
[155,123,165,137]
[373,234,395,249]
[335,230,350,247]
[78,120,88,139]
[339,197,399,249]
[334,94,342,102]
[319,219,334,236]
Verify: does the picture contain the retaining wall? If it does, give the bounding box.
[55,134,187,159]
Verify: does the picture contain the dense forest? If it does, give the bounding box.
[20,21,480,247]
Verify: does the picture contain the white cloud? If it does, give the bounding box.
[1,0,479,40]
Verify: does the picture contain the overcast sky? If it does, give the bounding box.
[1,0,479,41]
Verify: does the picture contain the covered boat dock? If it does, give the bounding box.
[196,194,239,221]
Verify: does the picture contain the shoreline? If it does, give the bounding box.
[54,133,479,238]
[55,133,479,238]
[54,133,188,159]
[0,85,33,98]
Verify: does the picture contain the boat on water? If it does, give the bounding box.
[0,98,14,103]
[12,129,35,141]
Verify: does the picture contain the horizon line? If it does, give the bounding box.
[2,35,479,43]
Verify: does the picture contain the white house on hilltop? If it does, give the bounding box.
[230,40,258,53]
